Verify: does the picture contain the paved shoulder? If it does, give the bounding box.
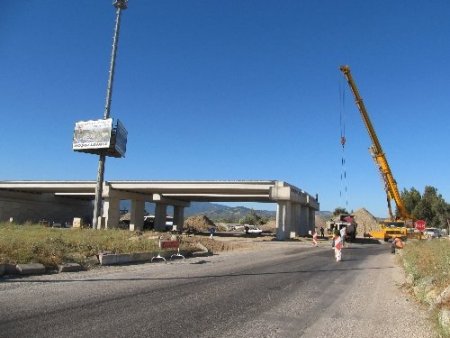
[293,245,435,338]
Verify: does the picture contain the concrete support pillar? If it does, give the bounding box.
[292,203,302,237]
[173,206,185,232]
[102,197,120,229]
[299,205,308,236]
[129,199,145,231]
[291,203,296,236]
[154,203,167,231]
[304,206,310,234]
[276,201,292,240]
[275,202,285,240]
[309,208,316,230]
[286,201,294,239]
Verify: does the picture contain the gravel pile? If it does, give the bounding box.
[353,208,380,235]
[184,215,215,232]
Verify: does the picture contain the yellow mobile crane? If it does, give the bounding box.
[340,65,413,240]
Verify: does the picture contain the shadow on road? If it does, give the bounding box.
[351,238,381,244]
[1,264,396,284]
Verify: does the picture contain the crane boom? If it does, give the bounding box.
[339,65,410,220]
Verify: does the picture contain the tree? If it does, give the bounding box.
[400,186,450,228]
[400,187,421,216]
[239,210,264,225]
[333,207,348,216]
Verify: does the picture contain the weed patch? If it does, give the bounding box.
[402,239,450,289]
[401,239,450,337]
[0,223,160,269]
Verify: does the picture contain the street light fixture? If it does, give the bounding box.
[113,0,128,9]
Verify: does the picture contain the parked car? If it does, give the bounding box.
[424,227,441,238]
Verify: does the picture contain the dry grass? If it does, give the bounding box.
[402,239,450,338]
[402,239,450,289]
[0,223,160,268]
[0,223,254,270]
[181,236,253,252]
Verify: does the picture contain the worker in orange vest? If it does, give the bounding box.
[391,237,404,254]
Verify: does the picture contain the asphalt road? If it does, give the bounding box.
[0,240,435,338]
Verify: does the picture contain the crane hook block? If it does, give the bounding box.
[340,136,346,146]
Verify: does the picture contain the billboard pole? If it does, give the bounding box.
[93,0,128,229]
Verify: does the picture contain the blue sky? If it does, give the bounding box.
[2,0,449,217]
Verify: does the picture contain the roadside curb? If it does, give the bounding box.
[191,251,210,257]
[98,252,154,266]
[1,249,212,276]
[58,263,83,273]
[16,263,46,275]
[97,251,203,266]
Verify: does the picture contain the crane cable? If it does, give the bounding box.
[339,80,349,210]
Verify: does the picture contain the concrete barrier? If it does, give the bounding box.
[85,255,100,266]
[16,263,46,275]
[98,252,154,266]
[4,264,18,275]
[58,263,82,273]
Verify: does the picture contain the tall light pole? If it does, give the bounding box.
[92,0,128,229]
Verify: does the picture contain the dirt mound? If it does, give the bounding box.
[120,212,130,221]
[315,214,328,229]
[260,219,276,233]
[353,208,380,235]
[181,236,251,253]
[184,215,215,232]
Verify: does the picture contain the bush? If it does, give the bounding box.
[239,210,267,225]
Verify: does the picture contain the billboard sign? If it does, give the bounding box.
[73,119,113,150]
[113,119,128,157]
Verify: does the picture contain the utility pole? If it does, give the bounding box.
[92,0,128,229]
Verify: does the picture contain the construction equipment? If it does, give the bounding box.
[339,65,414,240]
[326,214,357,241]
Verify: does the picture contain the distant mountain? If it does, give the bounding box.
[120,201,276,223]
[120,201,343,224]
[316,211,333,219]
[195,204,276,222]
[315,210,332,229]
[184,202,229,217]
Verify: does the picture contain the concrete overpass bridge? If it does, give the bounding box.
[0,180,319,240]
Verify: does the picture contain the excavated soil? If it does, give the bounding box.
[184,215,216,232]
[352,208,381,235]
